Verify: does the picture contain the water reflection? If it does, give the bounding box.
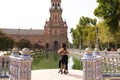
[68,56,74,69]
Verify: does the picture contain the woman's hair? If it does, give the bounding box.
[62,43,66,50]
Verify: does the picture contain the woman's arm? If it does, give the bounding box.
[58,48,64,54]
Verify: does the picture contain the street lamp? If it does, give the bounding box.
[95,25,99,48]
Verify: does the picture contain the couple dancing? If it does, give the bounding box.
[58,43,69,74]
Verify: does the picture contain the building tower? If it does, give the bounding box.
[44,0,68,51]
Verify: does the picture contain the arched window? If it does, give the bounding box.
[58,3,60,7]
[55,3,57,9]
[52,3,54,7]
[46,43,49,49]
[55,16,57,20]
[53,41,58,51]
[55,30,57,36]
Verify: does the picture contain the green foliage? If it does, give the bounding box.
[33,42,44,50]
[79,16,97,26]
[16,39,32,49]
[97,21,120,49]
[70,16,97,48]
[94,0,120,48]
[94,0,120,32]
[0,30,15,50]
[98,22,114,43]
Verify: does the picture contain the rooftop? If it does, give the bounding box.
[0,28,44,35]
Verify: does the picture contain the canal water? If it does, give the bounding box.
[68,56,74,69]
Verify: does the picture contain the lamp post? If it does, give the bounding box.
[95,25,99,48]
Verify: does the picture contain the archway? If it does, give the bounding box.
[53,41,58,51]
[45,43,49,51]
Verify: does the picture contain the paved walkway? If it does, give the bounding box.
[31,69,83,80]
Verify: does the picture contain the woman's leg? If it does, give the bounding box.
[59,59,62,68]
[64,55,68,74]
[58,56,64,74]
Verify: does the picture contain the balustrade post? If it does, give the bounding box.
[93,48,100,56]
[4,56,7,76]
[81,47,96,80]
[10,48,33,80]
[0,56,2,76]
[81,47,103,80]
[9,47,19,80]
[112,57,114,74]
[18,48,33,80]
[93,48,103,80]
[116,57,119,75]
[107,57,110,74]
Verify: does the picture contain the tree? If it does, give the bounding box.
[0,30,15,50]
[94,0,120,32]
[97,21,114,48]
[97,21,120,49]
[70,16,97,48]
[70,28,79,48]
[16,39,32,49]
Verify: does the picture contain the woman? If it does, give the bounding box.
[58,43,69,74]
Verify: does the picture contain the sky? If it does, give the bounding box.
[0,0,98,42]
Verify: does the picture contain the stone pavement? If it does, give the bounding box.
[31,69,83,80]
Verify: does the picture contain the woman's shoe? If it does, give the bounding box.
[58,70,63,74]
[64,70,68,74]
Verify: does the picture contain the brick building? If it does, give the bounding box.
[1,0,68,50]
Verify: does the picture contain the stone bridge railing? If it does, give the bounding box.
[0,48,119,80]
[0,48,33,80]
[10,55,32,80]
[69,48,120,80]
[102,53,120,77]
[0,55,9,78]
[68,49,83,60]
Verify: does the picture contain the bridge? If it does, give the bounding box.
[0,48,120,80]
[31,69,120,80]
[31,69,83,80]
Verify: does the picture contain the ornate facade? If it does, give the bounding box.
[1,0,68,50]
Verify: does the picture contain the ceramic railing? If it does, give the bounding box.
[69,49,120,79]
[0,55,9,78]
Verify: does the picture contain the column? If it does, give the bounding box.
[93,47,102,80]
[81,47,96,80]
[81,47,102,80]
[9,47,19,80]
[18,48,33,80]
